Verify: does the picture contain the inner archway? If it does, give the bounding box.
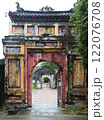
[32,61,59,105]
[42,75,51,88]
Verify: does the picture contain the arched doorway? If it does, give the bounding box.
[32,61,58,89]
[24,52,67,107]
[42,75,51,88]
[31,61,59,105]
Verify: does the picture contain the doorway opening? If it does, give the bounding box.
[32,61,59,105]
[42,75,51,88]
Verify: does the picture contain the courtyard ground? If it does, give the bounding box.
[0,85,88,120]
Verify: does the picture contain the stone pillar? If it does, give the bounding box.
[27,54,33,107]
[35,25,38,36]
[51,74,54,88]
[24,24,27,36]
[55,23,58,36]
[24,48,27,103]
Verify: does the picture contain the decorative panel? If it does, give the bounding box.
[73,60,84,88]
[27,26,34,34]
[38,26,55,34]
[12,26,24,34]
[6,46,21,53]
[71,27,75,34]
[59,42,62,47]
[35,42,57,47]
[26,41,34,47]
[8,59,21,88]
[38,27,45,34]
[58,26,66,35]
[47,27,55,34]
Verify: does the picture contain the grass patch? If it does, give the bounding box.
[32,88,35,91]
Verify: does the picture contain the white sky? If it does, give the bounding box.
[0,0,77,59]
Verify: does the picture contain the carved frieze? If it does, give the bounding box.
[6,46,21,53]
[35,42,57,47]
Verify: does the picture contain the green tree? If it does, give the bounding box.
[41,61,58,71]
[70,0,88,69]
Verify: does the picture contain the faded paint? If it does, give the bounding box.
[4,45,24,55]
[24,48,28,103]
[25,52,67,107]
[25,41,62,49]
[12,26,24,34]
[55,23,58,36]
[24,24,27,36]
[27,26,34,35]
[71,27,75,34]
[9,22,73,36]
[58,26,66,35]
[2,6,88,107]
[8,59,21,88]
[73,60,84,87]
[68,55,87,105]
[5,56,24,103]
[38,26,55,35]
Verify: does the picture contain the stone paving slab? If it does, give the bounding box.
[0,87,88,117]
[32,87,57,104]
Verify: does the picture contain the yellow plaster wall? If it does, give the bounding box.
[5,56,24,92]
[20,56,24,92]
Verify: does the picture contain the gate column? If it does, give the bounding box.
[27,53,34,107]
[61,67,67,107]
[24,48,27,103]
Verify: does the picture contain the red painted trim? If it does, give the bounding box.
[24,48,27,103]
[26,52,67,107]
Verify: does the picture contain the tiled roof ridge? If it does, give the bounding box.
[8,8,73,22]
[9,8,73,15]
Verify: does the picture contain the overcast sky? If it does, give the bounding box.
[0,0,77,59]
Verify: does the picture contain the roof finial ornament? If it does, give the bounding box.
[40,5,54,12]
[15,2,24,12]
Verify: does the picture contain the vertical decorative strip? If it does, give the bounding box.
[24,24,27,36]
[55,23,58,36]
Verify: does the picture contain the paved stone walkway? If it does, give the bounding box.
[0,86,88,118]
[32,87,57,104]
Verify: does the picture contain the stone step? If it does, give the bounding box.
[8,108,20,115]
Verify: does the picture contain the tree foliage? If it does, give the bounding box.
[41,61,58,71]
[32,61,58,74]
[44,77,50,83]
[70,0,88,69]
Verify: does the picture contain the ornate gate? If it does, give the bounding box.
[2,3,88,108]
[25,50,67,107]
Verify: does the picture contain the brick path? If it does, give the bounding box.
[32,87,57,104]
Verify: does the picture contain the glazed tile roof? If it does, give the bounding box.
[9,9,73,22]
[9,10,73,16]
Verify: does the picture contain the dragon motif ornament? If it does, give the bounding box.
[15,2,24,12]
[40,5,54,12]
